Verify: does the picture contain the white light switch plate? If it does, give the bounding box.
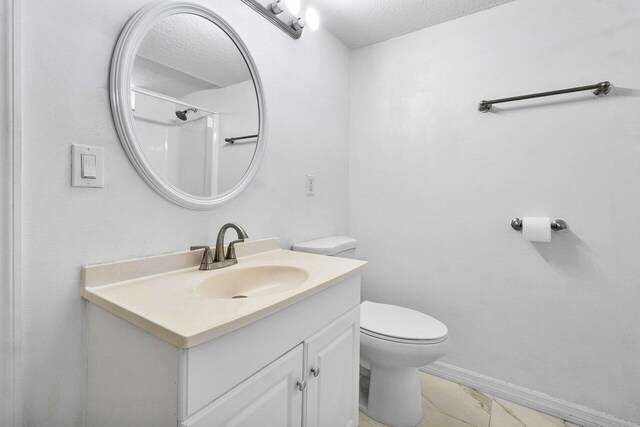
[72,144,104,188]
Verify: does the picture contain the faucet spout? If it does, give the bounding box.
[190,223,249,271]
[214,223,249,263]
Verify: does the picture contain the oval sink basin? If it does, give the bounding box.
[194,266,309,299]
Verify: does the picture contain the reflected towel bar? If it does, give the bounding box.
[478,81,612,112]
[225,134,258,144]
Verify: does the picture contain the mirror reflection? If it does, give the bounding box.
[131,13,259,197]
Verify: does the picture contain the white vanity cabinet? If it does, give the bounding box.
[86,274,361,427]
[182,307,360,427]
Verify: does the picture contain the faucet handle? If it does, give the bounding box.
[190,246,214,270]
[225,239,245,261]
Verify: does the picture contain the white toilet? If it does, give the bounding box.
[293,236,450,427]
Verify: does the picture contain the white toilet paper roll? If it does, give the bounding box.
[522,217,551,242]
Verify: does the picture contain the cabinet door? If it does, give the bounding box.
[305,307,360,427]
[182,344,304,427]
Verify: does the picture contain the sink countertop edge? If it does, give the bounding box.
[82,287,190,348]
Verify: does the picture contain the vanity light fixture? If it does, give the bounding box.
[242,0,319,39]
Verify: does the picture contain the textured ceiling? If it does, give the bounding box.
[310,0,515,49]
[136,13,251,90]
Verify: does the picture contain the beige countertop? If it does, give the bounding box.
[81,238,366,348]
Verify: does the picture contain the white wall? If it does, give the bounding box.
[20,0,350,425]
[350,0,640,423]
[0,0,11,420]
[1,0,19,425]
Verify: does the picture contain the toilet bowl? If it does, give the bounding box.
[359,301,449,427]
[292,236,450,427]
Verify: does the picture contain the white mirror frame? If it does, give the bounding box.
[110,0,267,210]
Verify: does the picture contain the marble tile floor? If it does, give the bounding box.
[359,372,582,427]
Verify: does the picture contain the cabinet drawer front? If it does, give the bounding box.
[306,307,360,427]
[181,344,304,427]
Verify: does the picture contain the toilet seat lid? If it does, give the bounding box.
[360,301,448,342]
[292,236,357,256]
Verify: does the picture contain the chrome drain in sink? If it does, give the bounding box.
[232,295,248,299]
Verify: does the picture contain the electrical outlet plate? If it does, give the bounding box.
[72,144,104,188]
[306,174,315,195]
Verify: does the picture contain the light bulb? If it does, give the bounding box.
[292,17,305,31]
[305,7,320,30]
[270,0,284,15]
[284,0,301,15]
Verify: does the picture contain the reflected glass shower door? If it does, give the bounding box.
[173,112,219,197]
[131,89,219,198]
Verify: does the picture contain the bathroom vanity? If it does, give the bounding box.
[92,1,368,423]
[82,238,365,427]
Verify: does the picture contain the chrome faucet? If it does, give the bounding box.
[190,223,249,271]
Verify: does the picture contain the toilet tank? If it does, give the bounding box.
[292,236,358,259]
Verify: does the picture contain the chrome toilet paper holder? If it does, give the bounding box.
[511,218,568,232]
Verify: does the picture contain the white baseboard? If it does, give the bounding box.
[421,362,638,427]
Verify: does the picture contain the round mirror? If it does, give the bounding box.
[111,2,266,209]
